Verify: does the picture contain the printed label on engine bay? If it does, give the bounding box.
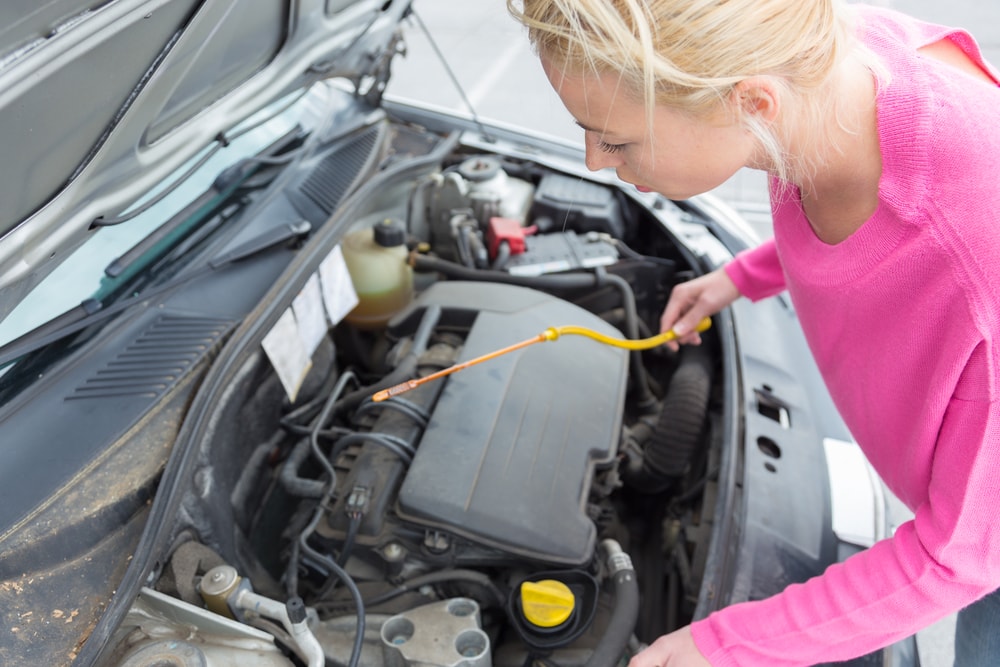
[293,273,328,357]
[261,307,312,402]
[319,245,359,325]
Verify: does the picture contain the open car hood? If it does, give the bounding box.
[0,0,409,324]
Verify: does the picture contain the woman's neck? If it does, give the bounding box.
[787,54,882,245]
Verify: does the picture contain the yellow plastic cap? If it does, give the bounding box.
[520,579,576,628]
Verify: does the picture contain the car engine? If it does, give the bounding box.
[103,134,720,667]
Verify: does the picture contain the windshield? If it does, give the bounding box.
[0,87,329,353]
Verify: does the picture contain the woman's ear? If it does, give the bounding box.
[732,77,780,123]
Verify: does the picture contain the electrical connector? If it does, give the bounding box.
[346,485,372,516]
[487,217,526,259]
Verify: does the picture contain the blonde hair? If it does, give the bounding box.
[508,0,876,183]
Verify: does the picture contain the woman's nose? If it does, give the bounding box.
[584,136,623,171]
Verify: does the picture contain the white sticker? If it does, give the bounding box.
[319,244,359,325]
[293,273,328,357]
[261,307,312,403]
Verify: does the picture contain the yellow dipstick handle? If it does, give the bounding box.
[371,317,711,402]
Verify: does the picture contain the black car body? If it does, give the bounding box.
[0,2,918,666]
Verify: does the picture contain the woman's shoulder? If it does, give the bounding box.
[854,6,1000,223]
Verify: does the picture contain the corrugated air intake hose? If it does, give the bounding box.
[623,345,713,493]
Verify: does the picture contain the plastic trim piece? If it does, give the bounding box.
[823,437,886,548]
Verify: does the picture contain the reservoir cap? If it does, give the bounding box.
[520,579,576,628]
[374,218,406,247]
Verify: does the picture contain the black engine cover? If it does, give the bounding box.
[393,281,628,565]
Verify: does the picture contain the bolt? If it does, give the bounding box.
[383,543,405,562]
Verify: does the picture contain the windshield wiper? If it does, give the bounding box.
[103,127,305,282]
[0,220,311,369]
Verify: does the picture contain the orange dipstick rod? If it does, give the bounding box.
[371,317,712,402]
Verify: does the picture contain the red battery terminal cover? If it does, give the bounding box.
[487,217,528,259]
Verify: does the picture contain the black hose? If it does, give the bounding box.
[334,513,362,568]
[455,222,475,267]
[492,240,511,270]
[280,361,351,431]
[353,395,429,428]
[623,345,713,493]
[369,568,506,608]
[279,366,365,499]
[288,365,368,667]
[333,304,442,415]
[316,568,506,612]
[645,345,713,479]
[284,369,361,592]
[601,272,656,412]
[299,510,366,667]
[585,540,639,667]
[329,432,415,465]
[279,438,327,499]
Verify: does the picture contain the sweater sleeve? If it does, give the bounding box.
[723,239,787,302]
[689,345,1000,666]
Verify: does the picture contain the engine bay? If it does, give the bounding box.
[103,117,723,667]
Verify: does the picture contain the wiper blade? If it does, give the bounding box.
[103,126,305,281]
[103,186,235,280]
[0,221,311,369]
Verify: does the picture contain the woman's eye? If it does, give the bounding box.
[597,140,626,154]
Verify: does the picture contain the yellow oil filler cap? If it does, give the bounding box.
[520,579,576,628]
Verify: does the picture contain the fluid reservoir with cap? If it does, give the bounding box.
[342,218,413,329]
[509,570,599,651]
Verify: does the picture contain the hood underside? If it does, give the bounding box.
[0,0,409,323]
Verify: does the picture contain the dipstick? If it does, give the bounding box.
[371,317,711,402]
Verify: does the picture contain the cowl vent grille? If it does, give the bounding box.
[68,314,233,401]
[294,123,385,220]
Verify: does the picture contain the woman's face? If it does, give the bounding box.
[542,58,762,200]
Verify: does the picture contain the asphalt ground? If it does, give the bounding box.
[385,3,1000,665]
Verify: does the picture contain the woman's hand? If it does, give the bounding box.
[629,626,711,667]
[660,268,741,350]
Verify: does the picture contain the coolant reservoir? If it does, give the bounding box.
[342,218,413,329]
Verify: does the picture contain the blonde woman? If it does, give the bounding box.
[509,0,1000,665]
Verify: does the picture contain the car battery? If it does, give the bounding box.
[504,231,619,276]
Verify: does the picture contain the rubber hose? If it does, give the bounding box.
[624,345,713,493]
[279,437,326,499]
[333,304,441,415]
[585,540,640,667]
[601,272,657,412]
[491,240,511,270]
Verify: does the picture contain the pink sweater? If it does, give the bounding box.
[690,6,1000,666]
